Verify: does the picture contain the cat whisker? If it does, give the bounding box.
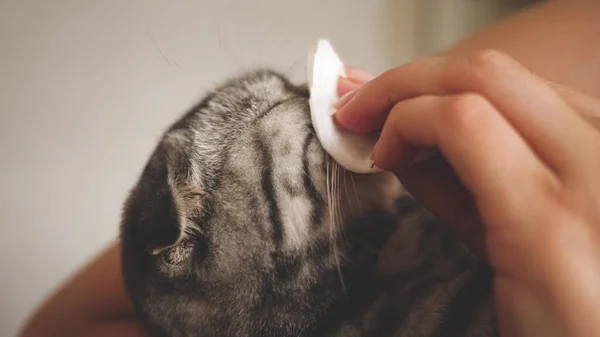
[216,23,242,69]
[327,157,347,294]
[335,163,349,249]
[350,174,364,217]
[265,36,290,68]
[342,169,354,217]
[283,54,306,78]
[332,160,346,294]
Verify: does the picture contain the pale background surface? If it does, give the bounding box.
[0,0,532,335]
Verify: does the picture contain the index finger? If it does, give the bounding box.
[549,81,600,130]
[335,51,600,178]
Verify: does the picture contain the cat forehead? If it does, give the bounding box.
[158,70,309,184]
[170,70,304,132]
[206,70,299,111]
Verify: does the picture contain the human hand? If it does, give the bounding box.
[334,52,600,337]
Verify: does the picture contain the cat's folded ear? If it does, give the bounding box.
[295,82,310,98]
[121,132,202,256]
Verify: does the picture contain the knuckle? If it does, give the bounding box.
[442,93,489,131]
[537,207,585,254]
[469,49,512,73]
[465,49,514,86]
[562,181,600,226]
[536,186,581,236]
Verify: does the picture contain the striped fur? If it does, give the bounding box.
[119,70,498,337]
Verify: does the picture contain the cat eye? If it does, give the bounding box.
[159,244,193,266]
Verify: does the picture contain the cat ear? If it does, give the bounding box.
[295,82,310,98]
[133,150,184,255]
[124,132,202,255]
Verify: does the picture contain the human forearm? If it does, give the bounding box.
[440,0,600,97]
[19,242,144,337]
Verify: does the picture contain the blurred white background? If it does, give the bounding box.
[0,0,532,335]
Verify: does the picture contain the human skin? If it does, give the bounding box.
[335,45,600,337]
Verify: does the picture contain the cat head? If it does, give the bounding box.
[120,70,401,336]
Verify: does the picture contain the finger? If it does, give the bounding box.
[395,156,485,255]
[337,68,600,130]
[337,77,361,97]
[334,57,448,133]
[345,66,375,84]
[372,93,560,231]
[549,82,600,131]
[337,67,375,96]
[337,51,599,177]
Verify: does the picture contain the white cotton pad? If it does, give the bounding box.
[307,39,382,174]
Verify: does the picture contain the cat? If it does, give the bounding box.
[120,69,497,337]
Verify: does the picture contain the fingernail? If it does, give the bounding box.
[337,77,361,97]
[369,141,382,170]
[333,89,357,110]
[368,159,383,171]
[345,67,376,83]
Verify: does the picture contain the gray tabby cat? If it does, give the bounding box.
[120,70,498,337]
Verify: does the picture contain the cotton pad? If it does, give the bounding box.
[307,39,382,174]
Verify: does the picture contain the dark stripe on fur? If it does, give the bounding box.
[273,252,303,282]
[431,262,494,337]
[258,99,286,120]
[254,132,283,250]
[301,133,324,230]
[372,266,453,337]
